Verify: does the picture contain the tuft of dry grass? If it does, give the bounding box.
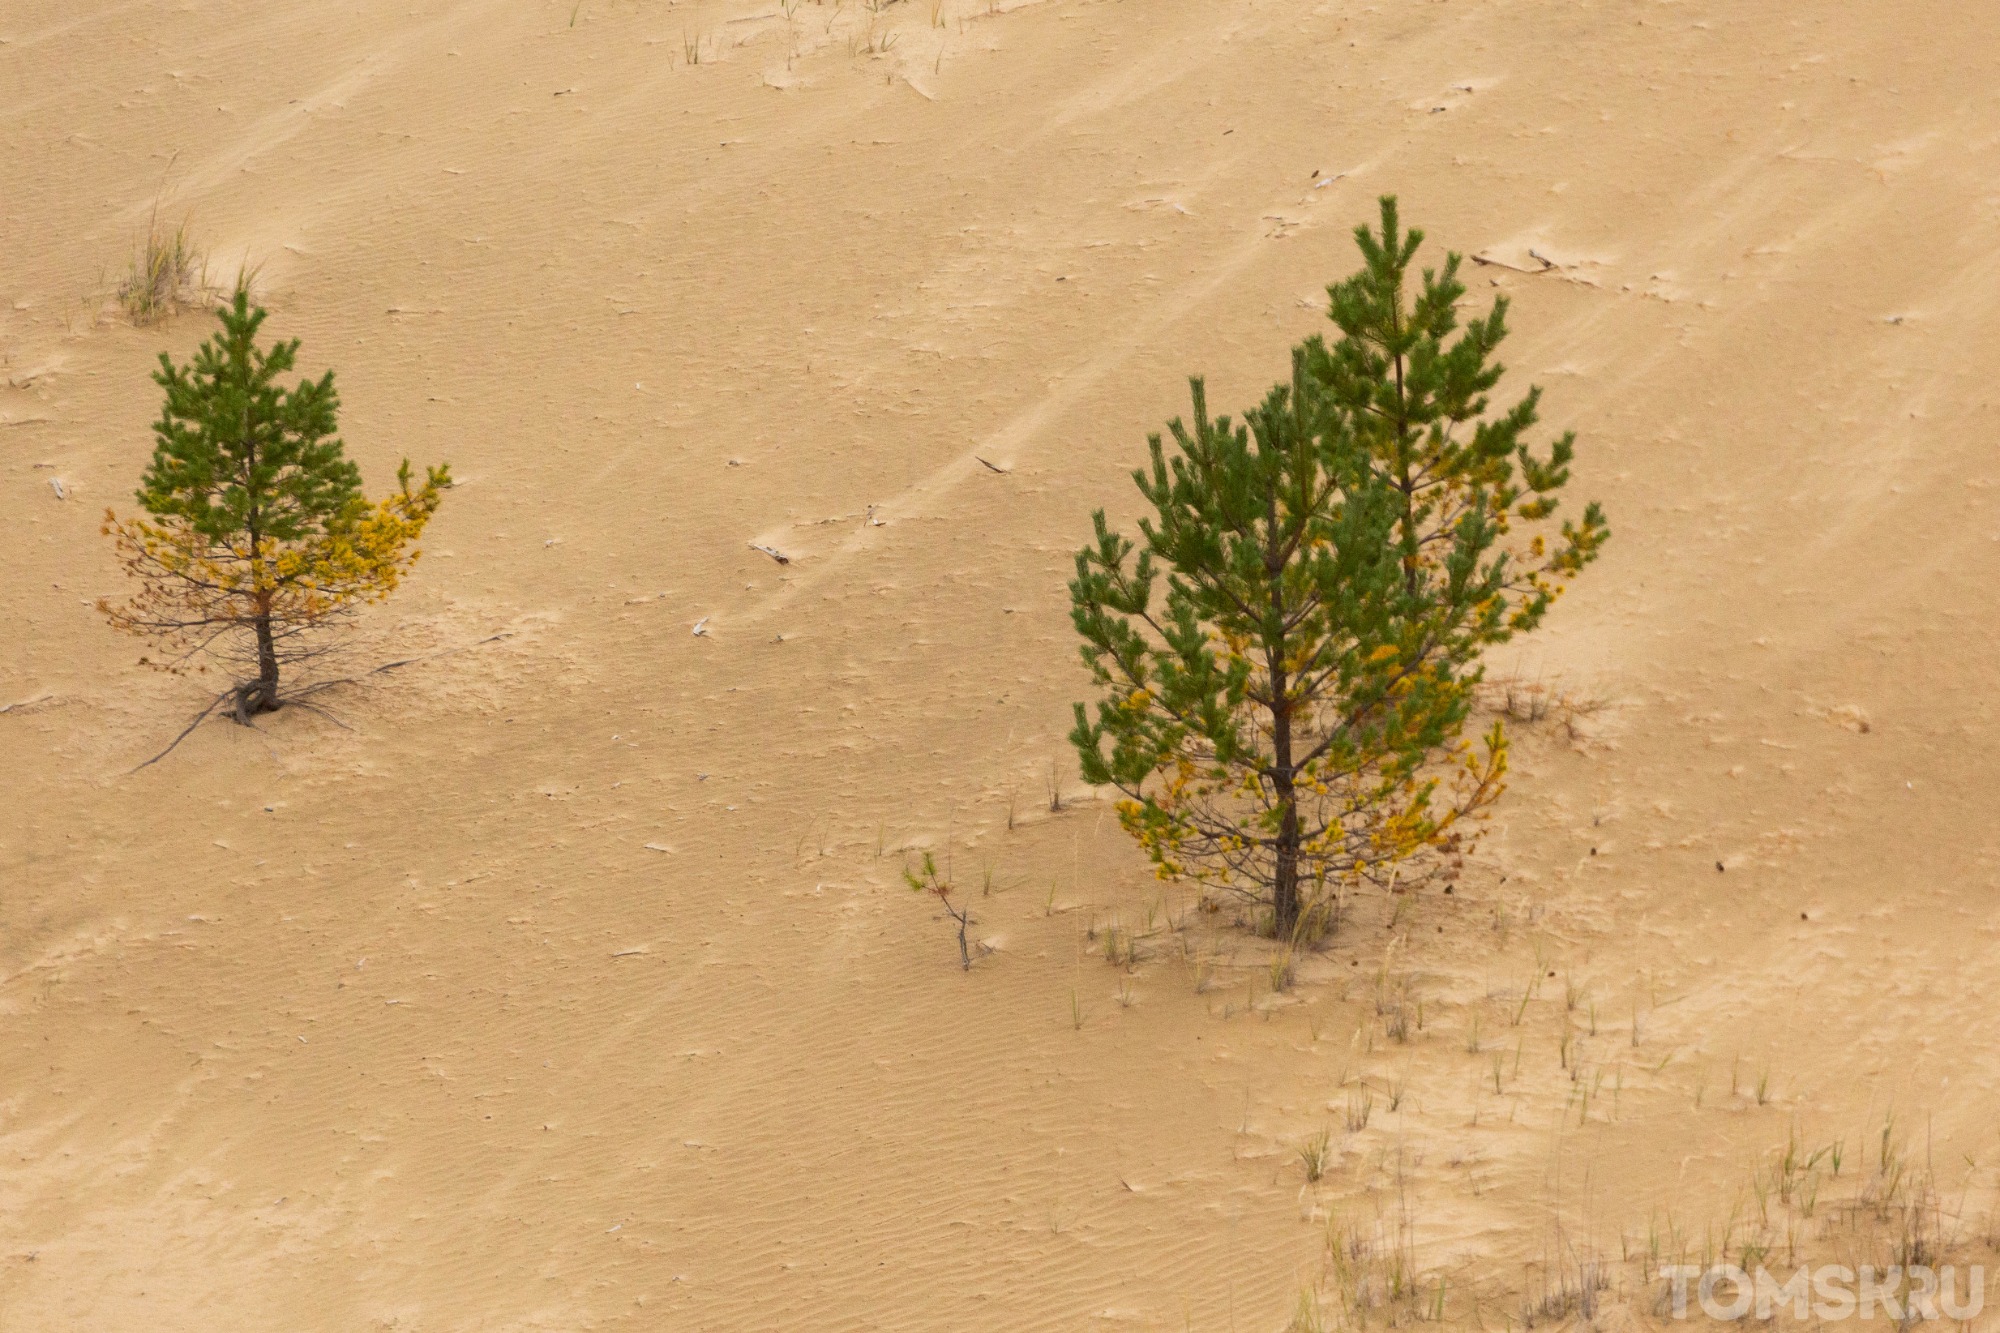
[1520,1255,1609,1328]
[1299,1126,1333,1183]
[1269,941,1298,992]
[118,210,210,325]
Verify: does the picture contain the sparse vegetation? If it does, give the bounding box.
[1520,1255,1608,1328]
[1640,1116,1995,1320]
[1316,1201,1426,1326]
[5,17,1986,1333]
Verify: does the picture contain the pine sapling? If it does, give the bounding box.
[906,851,973,970]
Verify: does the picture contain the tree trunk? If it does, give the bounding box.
[1270,659,1300,937]
[250,611,281,716]
[243,473,280,718]
[1273,783,1300,937]
[1265,493,1302,938]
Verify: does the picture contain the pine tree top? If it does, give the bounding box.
[139,287,362,546]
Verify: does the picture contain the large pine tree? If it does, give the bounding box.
[1069,197,1607,938]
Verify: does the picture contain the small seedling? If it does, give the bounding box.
[905,852,972,970]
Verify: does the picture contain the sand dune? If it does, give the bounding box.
[4,1,1998,1328]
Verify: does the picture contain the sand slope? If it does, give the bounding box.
[4,1,1999,1328]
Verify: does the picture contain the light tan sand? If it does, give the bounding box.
[4,1,1999,1327]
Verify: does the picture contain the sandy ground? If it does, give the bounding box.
[4,1,2000,1328]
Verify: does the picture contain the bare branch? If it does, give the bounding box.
[132,687,236,771]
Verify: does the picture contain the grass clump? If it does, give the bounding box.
[119,206,210,326]
[1299,1126,1334,1183]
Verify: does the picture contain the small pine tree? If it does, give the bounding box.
[905,852,973,971]
[100,287,450,725]
[1069,197,1607,937]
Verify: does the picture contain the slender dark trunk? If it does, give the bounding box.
[1392,339,1421,599]
[240,427,279,718]
[251,609,280,714]
[1265,480,1301,938]
[1269,655,1300,937]
[1273,786,1300,936]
